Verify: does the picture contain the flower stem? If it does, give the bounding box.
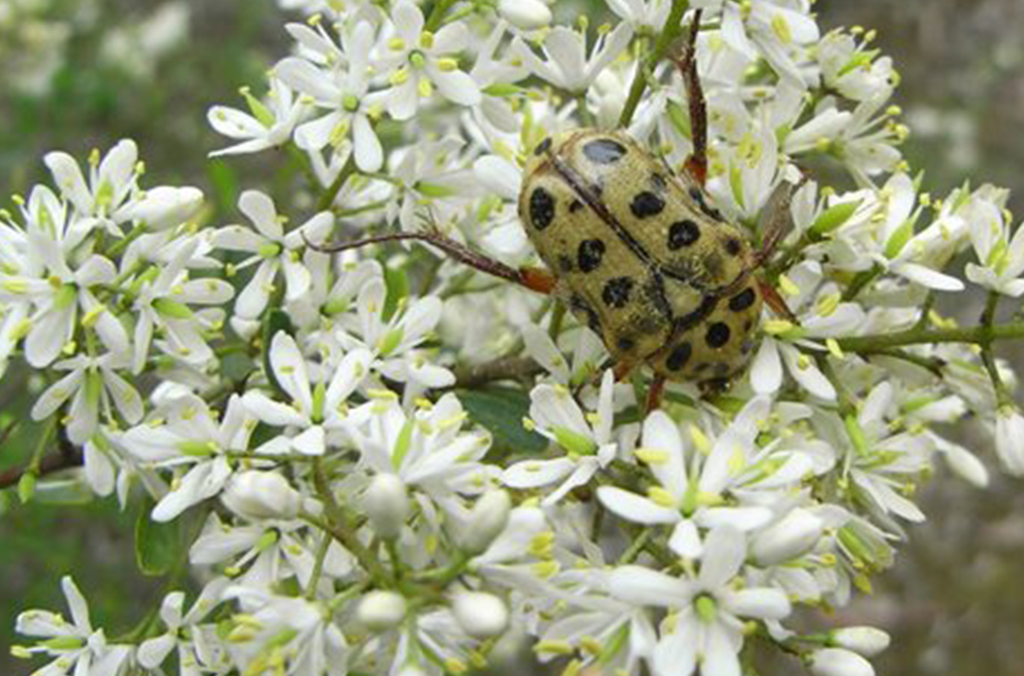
[316,156,357,213]
[618,0,690,128]
[835,319,1024,352]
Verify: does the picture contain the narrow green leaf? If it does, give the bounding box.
[457,387,547,455]
[135,497,181,576]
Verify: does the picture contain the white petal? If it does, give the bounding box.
[238,190,282,239]
[699,526,745,587]
[668,519,702,558]
[353,115,384,173]
[269,331,313,413]
[597,486,679,524]
[609,565,691,607]
[723,588,791,620]
[501,457,575,488]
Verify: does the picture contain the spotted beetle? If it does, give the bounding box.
[309,10,795,409]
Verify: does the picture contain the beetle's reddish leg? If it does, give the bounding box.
[304,230,556,295]
[613,360,635,382]
[645,374,667,413]
[757,277,799,323]
[675,9,707,188]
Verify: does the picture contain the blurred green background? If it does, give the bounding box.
[2,0,1024,674]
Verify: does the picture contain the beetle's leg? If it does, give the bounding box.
[645,374,667,412]
[675,9,707,187]
[305,230,556,294]
[752,176,806,269]
[613,360,635,382]
[757,276,799,323]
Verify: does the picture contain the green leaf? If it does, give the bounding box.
[207,159,239,215]
[383,262,408,322]
[457,387,547,455]
[135,497,181,576]
[810,199,861,237]
[32,477,94,505]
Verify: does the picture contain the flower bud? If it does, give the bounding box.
[459,490,511,555]
[121,186,204,230]
[357,591,406,632]
[498,0,551,30]
[809,648,875,676]
[362,474,409,539]
[221,471,301,520]
[830,627,890,657]
[751,509,824,565]
[452,592,509,638]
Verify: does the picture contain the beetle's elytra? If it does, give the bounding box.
[518,129,763,391]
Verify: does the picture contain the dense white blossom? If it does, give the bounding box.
[9,1,1024,675]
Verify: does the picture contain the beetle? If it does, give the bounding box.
[308,10,795,408]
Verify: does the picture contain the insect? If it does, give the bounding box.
[309,11,794,408]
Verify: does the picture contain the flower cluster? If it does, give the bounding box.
[8,1,1024,675]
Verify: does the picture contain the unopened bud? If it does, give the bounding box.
[452,592,509,638]
[459,490,511,554]
[830,627,890,657]
[121,186,204,230]
[498,0,552,30]
[363,473,409,539]
[357,591,406,632]
[751,509,824,565]
[809,648,875,676]
[221,471,301,520]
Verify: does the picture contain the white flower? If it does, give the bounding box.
[44,139,140,234]
[221,470,303,520]
[610,527,791,676]
[277,21,385,172]
[598,400,812,558]
[131,237,234,372]
[994,406,1024,476]
[348,392,492,498]
[14,576,133,676]
[516,22,634,92]
[451,592,509,638]
[607,0,672,30]
[456,489,511,554]
[964,188,1024,296]
[809,647,875,676]
[122,394,254,521]
[362,473,409,539]
[31,351,143,444]
[498,0,552,30]
[358,591,407,631]
[503,370,620,505]
[830,626,891,658]
[213,190,333,319]
[137,578,230,673]
[242,331,372,457]
[377,2,481,120]
[208,77,308,156]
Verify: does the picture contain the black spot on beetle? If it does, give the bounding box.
[725,238,742,256]
[666,342,692,371]
[617,336,636,352]
[602,277,634,308]
[744,320,753,332]
[529,187,556,230]
[569,199,584,213]
[570,293,602,333]
[706,322,731,348]
[668,220,700,249]
[583,138,628,164]
[729,288,756,312]
[558,255,574,273]
[577,239,606,273]
[689,186,725,222]
[534,137,552,156]
[631,191,666,219]
[700,377,730,394]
